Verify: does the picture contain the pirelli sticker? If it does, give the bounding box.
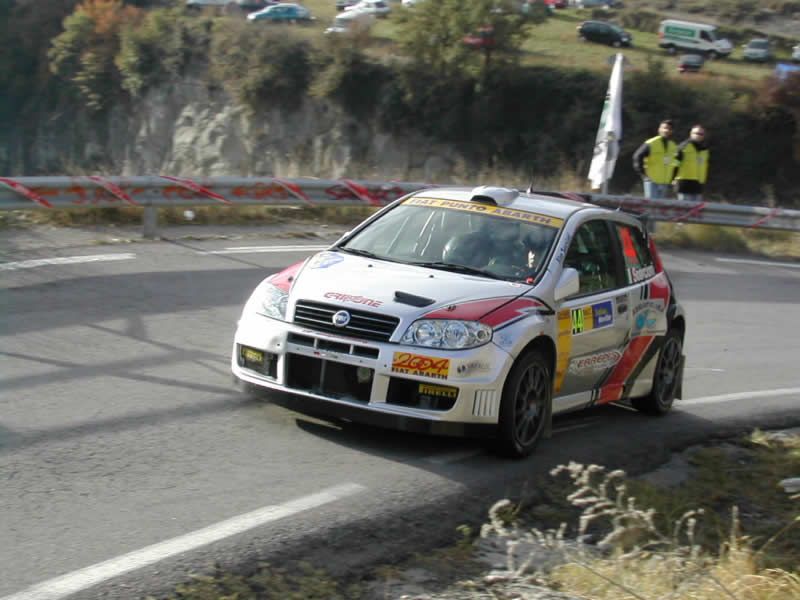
[404,197,564,228]
[392,352,450,379]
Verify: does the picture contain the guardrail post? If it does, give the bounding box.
[142,204,159,239]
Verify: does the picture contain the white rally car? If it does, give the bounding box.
[232,186,686,457]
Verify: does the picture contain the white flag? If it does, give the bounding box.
[588,53,624,191]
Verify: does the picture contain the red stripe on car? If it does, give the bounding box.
[270,261,304,292]
[597,335,654,403]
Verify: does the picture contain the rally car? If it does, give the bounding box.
[232,186,686,457]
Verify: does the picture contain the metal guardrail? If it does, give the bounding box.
[1,176,798,238]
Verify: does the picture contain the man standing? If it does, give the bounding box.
[674,125,709,202]
[633,119,678,199]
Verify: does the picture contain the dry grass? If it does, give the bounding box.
[654,223,800,259]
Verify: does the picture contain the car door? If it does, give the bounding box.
[556,219,630,400]
[594,221,671,403]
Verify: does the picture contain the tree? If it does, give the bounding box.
[394,0,546,83]
[48,0,142,111]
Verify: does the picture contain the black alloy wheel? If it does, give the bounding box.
[632,328,682,415]
[496,349,552,457]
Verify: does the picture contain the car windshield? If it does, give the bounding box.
[609,24,624,34]
[338,197,561,282]
[749,40,769,49]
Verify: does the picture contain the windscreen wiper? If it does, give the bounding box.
[336,247,381,259]
[412,261,504,280]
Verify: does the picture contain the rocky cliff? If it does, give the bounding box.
[1,78,463,182]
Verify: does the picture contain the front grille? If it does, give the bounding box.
[287,353,373,403]
[293,300,399,342]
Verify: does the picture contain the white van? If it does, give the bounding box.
[658,19,733,58]
[324,9,375,34]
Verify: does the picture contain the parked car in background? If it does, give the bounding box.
[577,21,632,47]
[545,0,568,8]
[677,53,704,73]
[793,44,800,63]
[325,9,374,34]
[344,0,390,17]
[236,0,274,9]
[464,25,496,50]
[658,19,732,58]
[742,38,773,62]
[247,3,312,21]
[186,0,233,7]
[336,0,359,10]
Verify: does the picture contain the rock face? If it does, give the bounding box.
[1,78,464,181]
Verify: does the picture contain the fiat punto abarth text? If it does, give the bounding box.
[232,187,686,457]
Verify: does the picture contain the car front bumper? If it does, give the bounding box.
[231,312,516,436]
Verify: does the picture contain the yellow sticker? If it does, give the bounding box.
[555,309,572,392]
[392,352,450,379]
[404,197,564,228]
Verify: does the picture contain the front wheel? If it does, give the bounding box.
[631,328,683,415]
[495,349,552,458]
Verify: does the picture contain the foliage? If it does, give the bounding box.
[209,19,312,112]
[393,0,544,83]
[48,0,143,111]
[117,7,212,97]
[311,36,391,117]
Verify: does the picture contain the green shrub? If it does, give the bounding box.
[117,8,212,97]
[619,9,662,33]
[209,20,312,112]
[311,37,390,117]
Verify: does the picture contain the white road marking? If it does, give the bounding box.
[0,253,136,271]
[1,483,365,600]
[685,367,726,373]
[715,257,800,269]
[683,387,800,406]
[205,245,329,255]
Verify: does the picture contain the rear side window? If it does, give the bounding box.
[616,224,655,284]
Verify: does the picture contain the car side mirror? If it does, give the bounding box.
[554,267,580,302]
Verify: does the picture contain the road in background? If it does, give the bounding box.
[2,225,799,599]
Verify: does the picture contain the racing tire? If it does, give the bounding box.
[707,50,718,60]
[612,40,622,48]
[495,349,552,458]
[631,328,682,415]
[666,45,676,55]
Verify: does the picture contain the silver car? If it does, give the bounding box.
[232,186,686,457]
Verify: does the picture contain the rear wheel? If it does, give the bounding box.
[632,328,682,415]
[666,44,677,55]
[707,50,718,60]
[495,349,552,458]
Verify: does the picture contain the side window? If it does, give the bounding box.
[616,224,655,284]
[700,30,711,42]
[564,221,623,295]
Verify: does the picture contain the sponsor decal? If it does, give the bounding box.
[308,252,344,269]
[568,350,623,374]
[419,383,458,399]
[392,352,450,379]
[571,300,615,335]
[404,197,564,228]
[324,291,383,308]
[629,264,656,283]
[592,300,614,329]
[496,333,514,348]
[456,360,491,376]
[631,299,665,337]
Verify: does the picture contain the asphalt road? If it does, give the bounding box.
[1,224,799,600]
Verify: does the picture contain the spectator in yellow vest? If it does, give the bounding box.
[674,125,709,202]
[633,119,679,199]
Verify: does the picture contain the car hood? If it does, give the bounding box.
[287,251,533,321]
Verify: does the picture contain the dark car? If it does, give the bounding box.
[677,54,704,73]
[577,21,632,47]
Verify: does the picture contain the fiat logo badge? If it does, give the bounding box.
[332,310,351,327]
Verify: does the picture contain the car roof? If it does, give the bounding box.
[406,187,595,222]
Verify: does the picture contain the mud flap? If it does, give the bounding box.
[675,354,686,400]
[543,392,554,439]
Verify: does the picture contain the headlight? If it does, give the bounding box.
[243,282,288,321]
[400,320,492,349]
